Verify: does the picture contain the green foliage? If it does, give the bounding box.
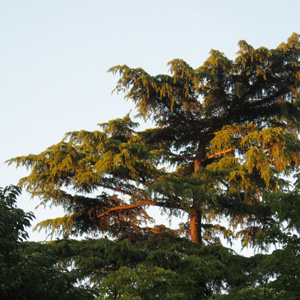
[26,232,300,299]
[0,185,94,300]
[24,234,258,299]
[97,264,177,300]
[0,185,34,298]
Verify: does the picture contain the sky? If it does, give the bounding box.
[1,0,300,252]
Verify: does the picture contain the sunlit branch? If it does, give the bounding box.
[97,200,163,218]
[206,148,233,160]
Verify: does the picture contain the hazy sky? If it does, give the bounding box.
[1,0,300,248]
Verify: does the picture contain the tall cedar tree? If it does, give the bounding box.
[8,34,300,245]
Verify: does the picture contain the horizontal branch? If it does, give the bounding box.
[97,200,162,218]
[206,148,233,160]
[213,129,231,135]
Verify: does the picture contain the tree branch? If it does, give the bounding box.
[206,148,233,160]
[97,200,163,218]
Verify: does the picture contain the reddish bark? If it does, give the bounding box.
[190,208,202,244]
[190,158,203,245]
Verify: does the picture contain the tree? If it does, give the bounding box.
[0,185,34,298]
[0,185,94,300]
[8,33,300,246]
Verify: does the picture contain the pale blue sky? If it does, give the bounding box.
[1,0,300,247]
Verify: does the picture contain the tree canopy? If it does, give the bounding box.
[8,33,300,246]
[6,33,300,299]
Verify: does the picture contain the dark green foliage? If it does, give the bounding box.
[0,185,34,298]
[26,232,300,299]
[27,235,235,299]
[97,264,178,300]
[0,185,94,300]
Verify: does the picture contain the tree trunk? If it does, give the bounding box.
[190,208,202,244]
[190,158,203,245]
